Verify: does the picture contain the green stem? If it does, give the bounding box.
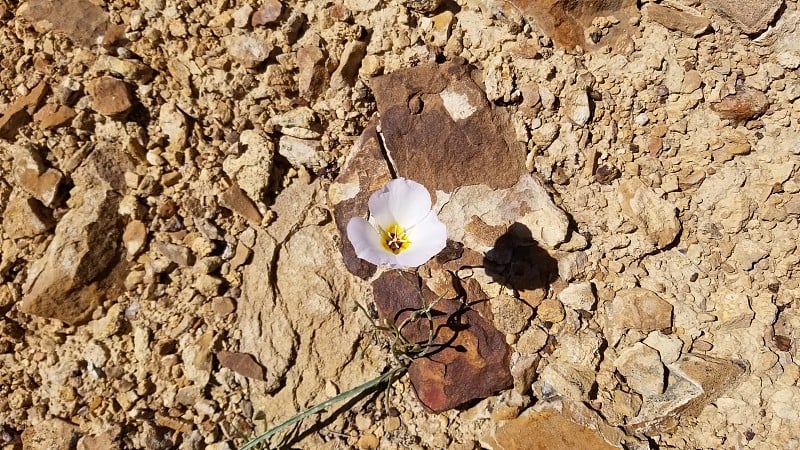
[239,366,407,450]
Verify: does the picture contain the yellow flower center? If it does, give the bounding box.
[381,224,411,254]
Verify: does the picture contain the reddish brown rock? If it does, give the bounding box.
[297,45,328,99]
[711,90,769,121]
[644,4,711,36]
[34,103,77,129]
[330,40,367,89]
[0,81,49,140]
[505,0,639,52]
[221,183,263,225]
[12,145,63,207]
[251,0,283,26]
[329,118,391,279]
[90,76,133,117]
[371,59,525,193]
[21,0,111,47]
[372,271,513,412]
[701,0,782,34]
[217,350,265,380]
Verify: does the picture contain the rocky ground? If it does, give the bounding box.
[1,0,800,449]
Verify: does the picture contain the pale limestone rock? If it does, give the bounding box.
[558,281,595,311]
[2,195,53,239]
[490,294,533,335]
[557,251,588,282]
[614,342,665,396]
[158,101,188,153]
[182,331,214,388]
[730,239,769,270]
[438,173,570,251]
[566,89,591,126]
[618,178,681,250]
[605,288,673,345]
[538,362,596,401]
[278,136,321,168]
[225,34,273,68]
[222,130,274,206]
[643,331,683,365]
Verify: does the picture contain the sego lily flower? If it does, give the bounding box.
[347,178,447,268]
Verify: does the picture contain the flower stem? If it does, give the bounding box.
[239,365,407,450]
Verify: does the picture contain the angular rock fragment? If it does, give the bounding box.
[20,187,121,325]
[618,178,681,250]
[702,0,783,34]
[33,103,76,129]
[278,136,321,168]
[558,281,595,311]
[614,343,665,396]
[222,130,274,206]
[20,0,111,46]
[216,351,265,380]
[0,81,49,140]
[372,58,525,193]
[122,220,147,257]
[627,354,748,433]
[252,0,282,26]
[90,76,133,117]
[566,89,591,126]
[438,174,570,250]
[711,89,769,120]
[20,418,79,450]
[485,409,618,450]
[331,40,367,89]
[2,195,54,239]
[329,119,391,279]
[644,4,711,36]
[297,46,328,99]
[12,145,63,206]
[605,288,673,345]
[506,0,639,52]
[226,34,273,68]
[373,271,513,412]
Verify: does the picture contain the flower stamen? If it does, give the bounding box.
[381,224,411,254]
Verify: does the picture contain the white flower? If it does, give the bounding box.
[347,178,447,268]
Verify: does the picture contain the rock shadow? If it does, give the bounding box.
[484,222,559,294]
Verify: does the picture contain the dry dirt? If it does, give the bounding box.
[1,0,800,449]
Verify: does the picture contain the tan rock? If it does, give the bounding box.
[330,40,367,89]
[558,281,596,311]
[251,0,282,26]
[21,418,79,450]
[222,130,274,207]
[278,136,321,168]
[220,183,263,225]
[506,0,638,52]
[614,342,665,396]
[20,186,121,325]
[12,146,63,207]
[182,331,215,387]
[20,0,111,46]
[702,0,782,34]
[226,34,272,68]
[644,4,711,36]
[605,288,673,344]
[537,298,565,323]
[122,220,146,257]
[90,76,133,117]
[490,294,534,335]
[485,409,618,450]
[618,178,681,250]
[2,195,54,239]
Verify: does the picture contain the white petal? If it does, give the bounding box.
[368,178,432,229]
[346,217,398,266]
[394,213,447,268]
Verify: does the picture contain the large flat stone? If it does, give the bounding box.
[372,270,513,412]
[371,58,525,193]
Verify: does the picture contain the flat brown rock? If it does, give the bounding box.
[711,89,769,121]
[488,410,618,450]
[90,76,133,117]
[701,0,782,34]
[0,81,49,140]
[505,0,639,52]
[21,0,111,47]
[371,58,525,193]
[34,103,77,129]
[372,271,513,412]
[644,4,711,36]
[217,350,265,380]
